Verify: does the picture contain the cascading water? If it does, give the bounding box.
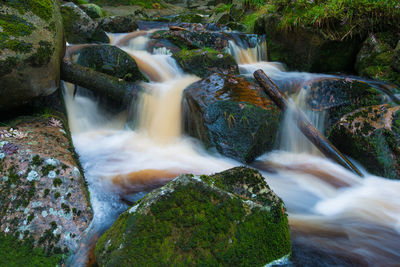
[65,32,400,266]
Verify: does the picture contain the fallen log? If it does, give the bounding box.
[254,69,363,177]
[60,60,140,106]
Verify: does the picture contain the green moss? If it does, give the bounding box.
[0,233,63,267]
[31,155,43,166]
[27,41,54,67]
[173,48,238,78]
[53,178,62,187]
[41,164,55,176]
[44,189,50,197]
[90,0,163,8]
[61,203,70,214]
[1,0,54,21]
[96,172,290,266]
[0,14,34,37]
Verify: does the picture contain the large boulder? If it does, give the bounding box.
[254,14,362,73]
[0,114,92,265]
[328,105,400,179]
[355,34,400,85]
[61,2,109,44]
[173,48,238,78]
[183,74,281,163]
[0,0,64,110]
[95,167,291,266]
[80,3,103,19]
[98,13,143,33]
[74,44,146,82]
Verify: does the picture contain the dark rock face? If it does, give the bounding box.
[173,48,239,78]
[0,0,64,110]
[98,14,141,33]
[152,28,230,51]
[254,14,362,73]
[302,77,392,128]
[183,73,281,163]
[328,105,400,179]
[355,34,400,86]
[0,116,92,265]
[61,2,109,44]
[75,44,146,82]
[95,167,291,267]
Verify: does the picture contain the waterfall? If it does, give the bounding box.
[64,31,400,266]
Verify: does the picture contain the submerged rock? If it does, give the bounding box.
[0,116,92,265]
[74,44,146,82]
[355,34,400,86]
[173,48,238,78]
[95,167,291,266]
[61,2,109,44]
[0,0,64,110]
[328,105,400,178]
[183,73,281,163]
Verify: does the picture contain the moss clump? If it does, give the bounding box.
[31,155,43,166]
[1,0,54,21]
[28,41,54,67]
[53,178,62,187]
[0,233,63,267]
[90,0,163,9]
[173,48,239,78]
[95,169,291,266]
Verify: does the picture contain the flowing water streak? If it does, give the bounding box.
[65,32,400,266]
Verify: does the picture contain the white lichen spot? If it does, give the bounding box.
[251,193,256,198]
[72,167,80,178]
[2,176,8,182]
[10,184,16,189]
[45,158,59,166]
[119,243,124,250]
[31,201,43,208]
[129,204,139,214]
[4,227,9,233]
[0,141,8,147]
[17,170,25,176]
[0,153,5,160]
[48,171,56,179]
[42,210,48,218]
[23,207,30,214]
[59,129,67,134]
[27,170,39,181]
[191,175,202,182]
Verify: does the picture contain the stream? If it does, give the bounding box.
[65,30,400,266]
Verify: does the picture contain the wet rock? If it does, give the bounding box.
[61,2,109,44]
[0,116,92,265]
[173,48,239,78]
[74,44,146,82]
[302,77,393,128]
[328,105,400,179]
[170,13,206,24]
[230,0,245,21]
[0,0,64,110]
[183,73,281,163]
[254,14,362,73]
[208,11,231,25]
[95,167,291,266]
[80,3,103,19]
[151,28,230,51]
[355,34,400,85]
[98,13,143,33]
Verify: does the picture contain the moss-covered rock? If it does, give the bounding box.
[151,29,230,51]
[254,14,362,73]
[183,73,281,163]
[302,77,394,129]
[0,113,92,265]
[74,44,146,82]
[98,13,140,33]
[171,13,205,23]
[61,2,109,44]
[328,105,400,178]
[0,0,64,110]
[80,3,103,19]
[95,167,291,267]
[355,34,400,86]
[173,48,238,78]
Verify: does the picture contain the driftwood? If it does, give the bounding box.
[60,60,140,106]
[254,69,363,177]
